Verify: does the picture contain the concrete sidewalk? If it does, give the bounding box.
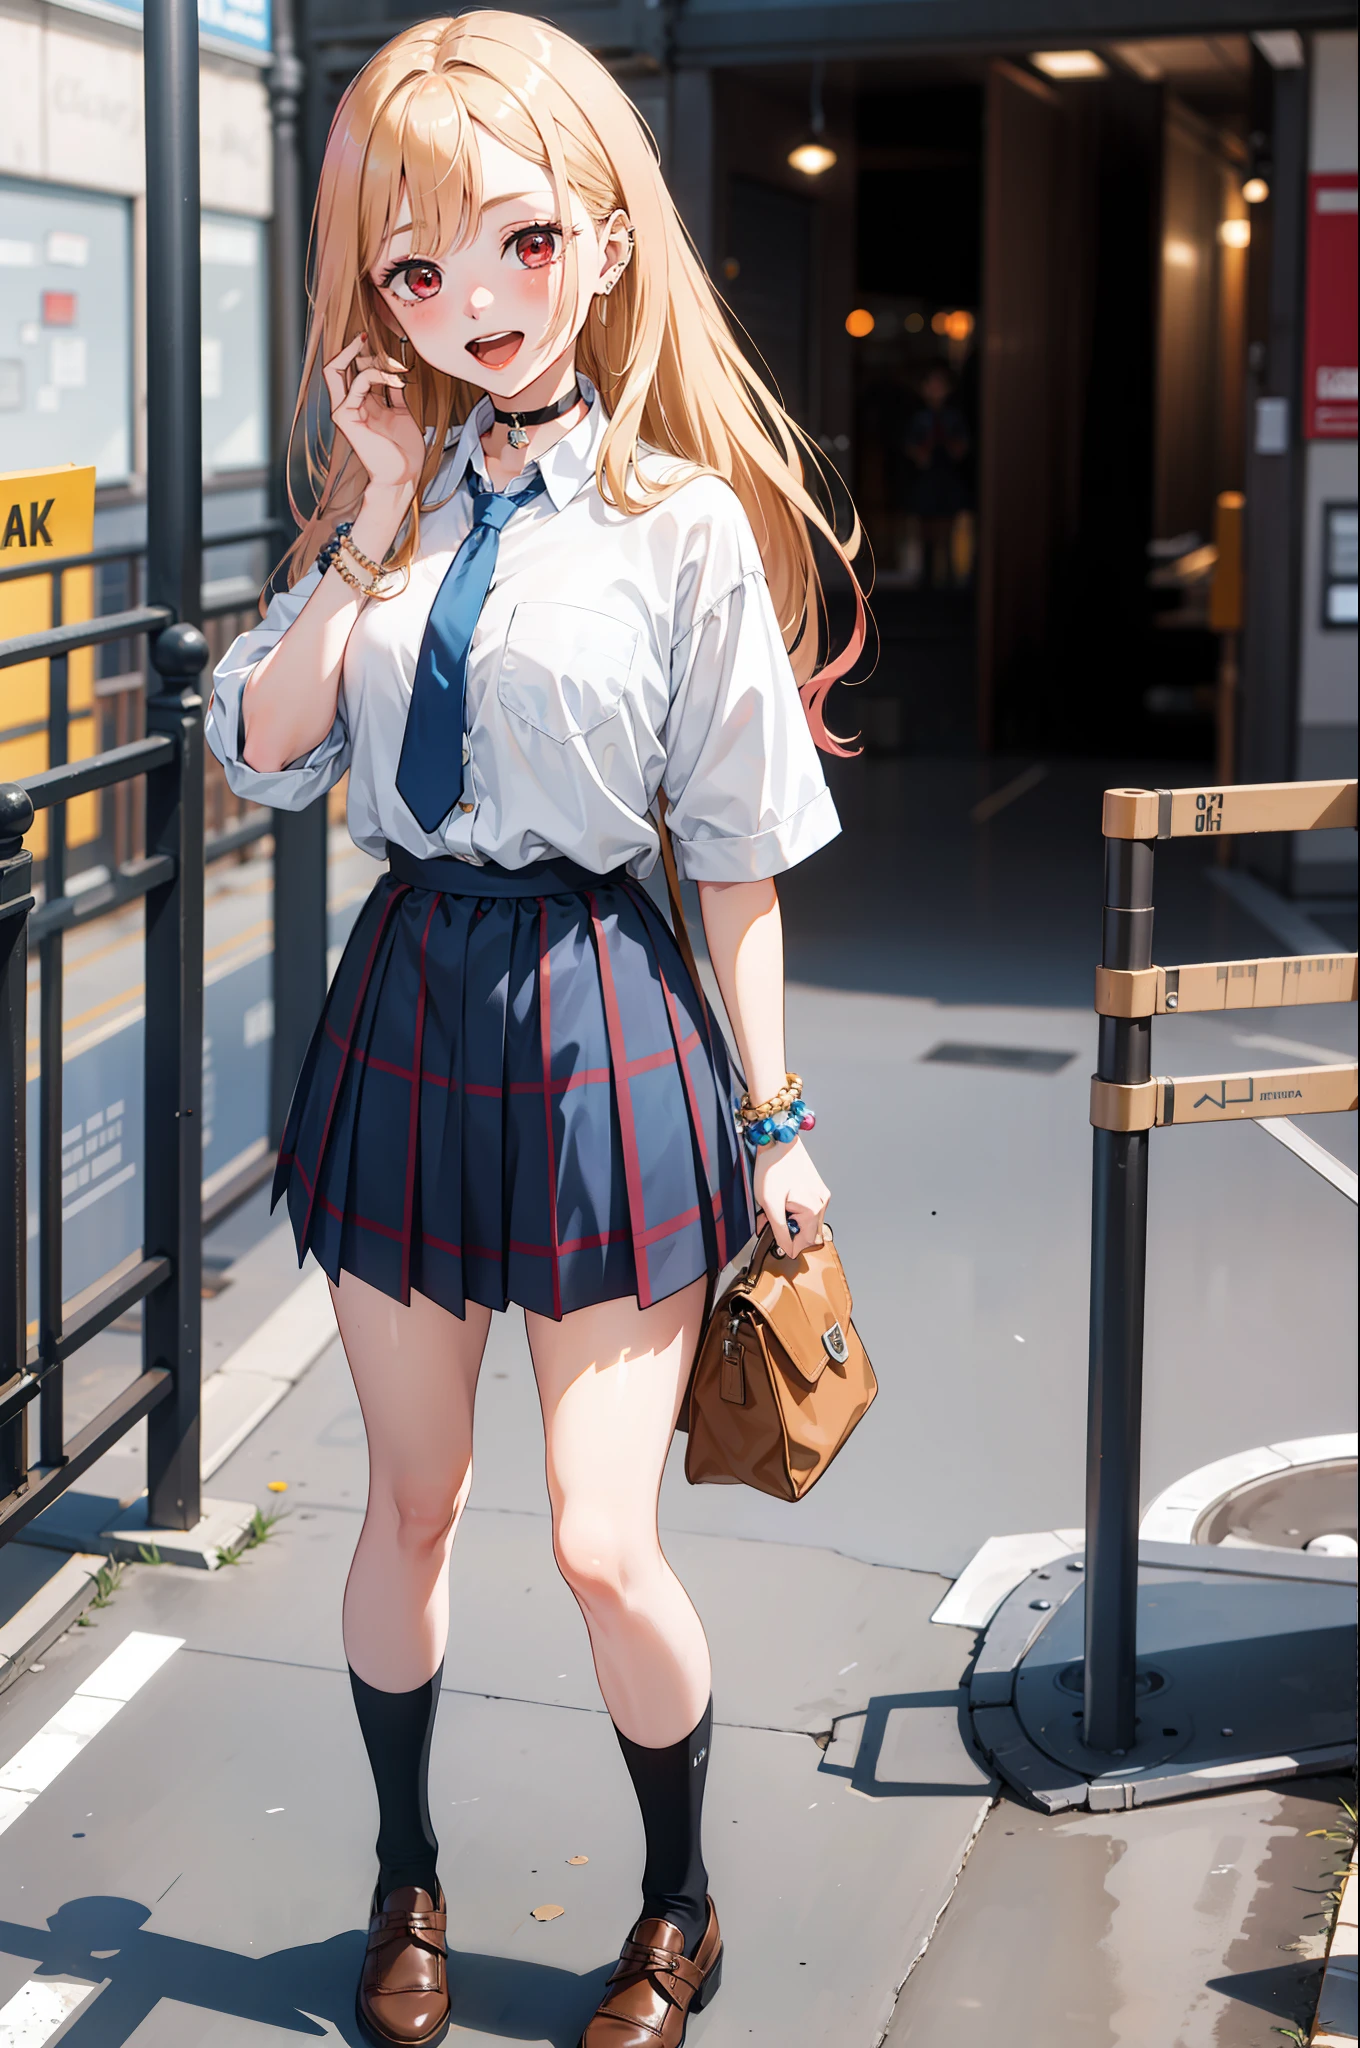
[0,1272,994,2046]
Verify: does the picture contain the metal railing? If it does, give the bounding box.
[0,0,329,1550]
[1084,775,1358,1753]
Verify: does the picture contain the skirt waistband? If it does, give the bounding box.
[385,841,626,899]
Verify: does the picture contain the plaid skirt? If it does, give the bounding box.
[274,843,753,1320]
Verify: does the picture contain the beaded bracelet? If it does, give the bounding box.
[736,1093,816,1157]
[315,520,353,573]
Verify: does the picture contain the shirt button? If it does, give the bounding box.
[459,802,474,813]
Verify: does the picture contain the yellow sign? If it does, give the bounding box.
[0,464,99,858]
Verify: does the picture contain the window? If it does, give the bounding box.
[201,212,268,475]
[0,179,133,484]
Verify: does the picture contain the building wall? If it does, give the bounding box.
[1295,28,1357,892]
[0,0,272,525]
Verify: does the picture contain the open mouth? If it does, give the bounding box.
[466,330,524,369]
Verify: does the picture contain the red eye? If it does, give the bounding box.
[514,230,557,270]
[405,263,442,300]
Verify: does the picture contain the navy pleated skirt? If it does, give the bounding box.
[274,843,753,1321]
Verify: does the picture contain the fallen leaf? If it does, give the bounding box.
[566,1855,589,1866]
[531,1904,565,1922]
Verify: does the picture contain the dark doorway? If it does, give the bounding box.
[724,176,814,423]
[849,84,984,754]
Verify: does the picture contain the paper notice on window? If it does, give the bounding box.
[50,336,87,389]
[46,231,90,266]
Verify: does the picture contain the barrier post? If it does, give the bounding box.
[1083,829,1155,1752]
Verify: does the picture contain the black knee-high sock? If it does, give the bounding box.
[349,1663,443,1901]
[614,1699,712,1957]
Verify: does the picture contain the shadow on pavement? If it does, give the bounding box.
[0,1896,614,2047]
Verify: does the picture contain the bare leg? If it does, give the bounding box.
[332,1270,492,1691]
[525,1278,710,1746]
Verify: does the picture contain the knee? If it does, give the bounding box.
[553,1509,653,1612]
[374,1468,469,1556]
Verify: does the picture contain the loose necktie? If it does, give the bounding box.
[395,467,548,832]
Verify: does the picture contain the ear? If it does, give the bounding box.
[597,208,633,291]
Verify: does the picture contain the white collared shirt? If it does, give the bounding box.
[204,384,840,883]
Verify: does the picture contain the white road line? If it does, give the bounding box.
[1234,1029,1356,1065]
[0,1632,183,1838]
[0,1979,98,2043]
[1254,1116,1359,1203]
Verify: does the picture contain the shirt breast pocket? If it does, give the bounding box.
[496,601,639,745]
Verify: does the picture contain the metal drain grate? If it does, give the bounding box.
[922,1042,1077,1074]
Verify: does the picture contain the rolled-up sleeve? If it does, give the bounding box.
[662,570,840,883]
[203,567,351,812]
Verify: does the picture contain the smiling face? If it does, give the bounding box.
[369,125,626,403]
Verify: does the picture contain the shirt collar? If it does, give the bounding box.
[442,374,606,514]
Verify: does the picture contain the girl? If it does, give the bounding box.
[205,15,864,2046]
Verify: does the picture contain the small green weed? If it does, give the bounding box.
[89,1559,127,1608]
[136,1543,165,1567]
[215,1503,289,1569]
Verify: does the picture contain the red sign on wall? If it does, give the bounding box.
[1305,172,1358,439]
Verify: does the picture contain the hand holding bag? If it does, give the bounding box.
[683,1223,877,1501]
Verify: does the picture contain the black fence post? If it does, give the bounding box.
[1083,831,1155,1754]
[38,569,67,1466]
[142,0,206,1532]
[266,0,328,1142]
[0,788,36,1499]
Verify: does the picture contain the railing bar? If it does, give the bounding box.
[0,1366,173,1542]
[0,607,172,672]
[22,734,176,811]
[0,712,97,749]
[0,520,287,587]
[55,1255,173,1364]
[28,854,176,944]
[204,814,273,864]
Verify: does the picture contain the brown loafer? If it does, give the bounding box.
[579,1897,722,2047]
[355,1883,450,2048]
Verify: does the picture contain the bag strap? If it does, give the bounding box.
[654,790,705,998]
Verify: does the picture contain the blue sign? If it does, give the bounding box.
[53,0,271,60]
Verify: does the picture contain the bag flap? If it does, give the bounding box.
[740,1228,857,1388]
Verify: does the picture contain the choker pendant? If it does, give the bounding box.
[491,381,584,453]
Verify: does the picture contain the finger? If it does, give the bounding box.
[322,335,366,396]
[337,368,405,406]
[765,1200,797,1260]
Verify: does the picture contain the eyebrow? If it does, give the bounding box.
[479,188,557,213]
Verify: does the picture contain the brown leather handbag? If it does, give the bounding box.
[683,1224,877,1500]
[653,797,877,1499]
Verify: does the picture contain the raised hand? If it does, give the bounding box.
[323,335,425,497]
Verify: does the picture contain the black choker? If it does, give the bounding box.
[491,383,584,449]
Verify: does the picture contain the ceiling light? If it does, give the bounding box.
[788,142,837,177]
[1030,49,1108,79]
[845,308,875,338]
[1242,176,1269,204]
[788,61,838,178]
[1219,218,1251,249]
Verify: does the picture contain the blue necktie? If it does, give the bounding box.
[395,467,548,832]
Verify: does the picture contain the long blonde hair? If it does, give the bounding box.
[284,11,866,746]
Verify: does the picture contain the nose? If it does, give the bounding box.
[466,285,495,318]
